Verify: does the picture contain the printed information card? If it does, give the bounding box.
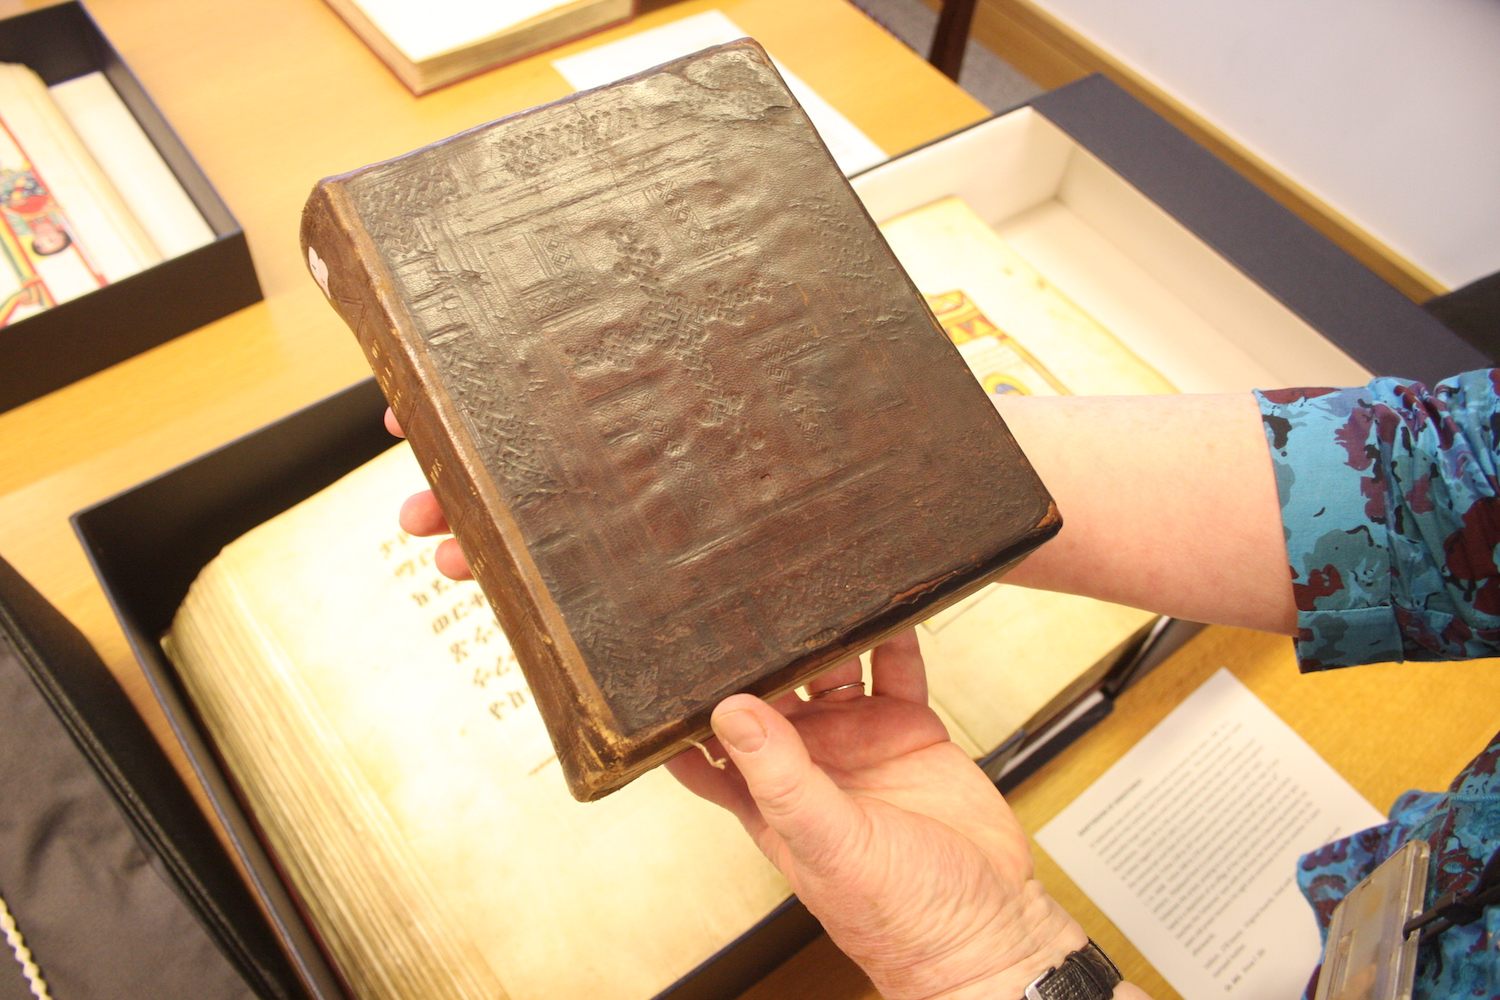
[1037,669,1386,997]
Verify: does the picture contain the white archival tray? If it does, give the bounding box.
[852,78,1485,392]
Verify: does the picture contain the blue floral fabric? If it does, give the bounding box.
[1255,371,1500,999]
[1255,370,1500,672]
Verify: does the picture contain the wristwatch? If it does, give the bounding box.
[1023,940,1122,1000]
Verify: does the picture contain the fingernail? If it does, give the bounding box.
[713,710,767,753]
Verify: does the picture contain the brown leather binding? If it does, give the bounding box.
[301,40,1058,799]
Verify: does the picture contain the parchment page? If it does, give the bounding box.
[50,73,214,259]
[1037,669,1386,997]
[175,444,789,999]
[879,196,1175,398]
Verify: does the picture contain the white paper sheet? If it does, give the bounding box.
[1037,669,1386,998]
[552,11,887,176]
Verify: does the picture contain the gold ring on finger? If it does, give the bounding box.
[807,681,865,700]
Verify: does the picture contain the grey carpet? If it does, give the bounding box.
[851,0,1041,111]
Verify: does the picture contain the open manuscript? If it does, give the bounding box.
[164,194,1175,998]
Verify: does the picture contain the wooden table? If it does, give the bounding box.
[2,1,1496,997]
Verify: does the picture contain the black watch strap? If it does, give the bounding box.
[1023,940,1122,1000]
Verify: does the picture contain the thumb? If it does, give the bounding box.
[711,694,864,873]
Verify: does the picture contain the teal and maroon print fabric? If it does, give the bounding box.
[1256,370,1500,672]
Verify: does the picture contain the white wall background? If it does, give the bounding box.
[1034,0,1500,290]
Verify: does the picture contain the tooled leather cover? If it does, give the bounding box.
[301,40,1058,799]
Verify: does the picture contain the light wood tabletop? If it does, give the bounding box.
[1,2,1495,998]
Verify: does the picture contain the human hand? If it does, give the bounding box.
[668,631,1091,999]
[386,407,473,581]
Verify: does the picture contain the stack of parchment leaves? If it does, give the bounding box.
[0,63,212,326]
[163,441,792,1000]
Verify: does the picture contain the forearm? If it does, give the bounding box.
[994,393,1296,635]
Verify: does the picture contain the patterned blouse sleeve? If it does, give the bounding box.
[1254,369,1500,671]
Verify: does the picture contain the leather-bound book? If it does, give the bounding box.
[300,39,1058,800]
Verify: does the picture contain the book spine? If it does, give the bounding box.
[299,182,612,797]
